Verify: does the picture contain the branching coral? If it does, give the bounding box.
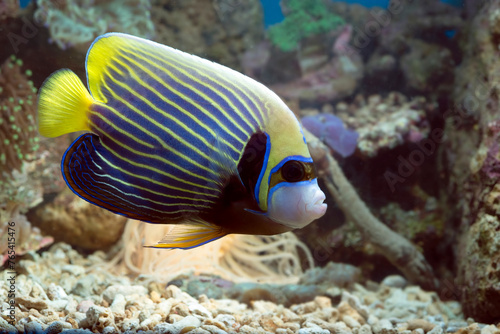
[0,55,38,175]
[334,93,435,158]
[34,0,154,50]
[304,128,439,291]
[109,220,313,284]
[268,0,344,52]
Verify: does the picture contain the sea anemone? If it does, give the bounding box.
[108,220,314,284]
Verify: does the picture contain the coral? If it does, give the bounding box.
[334,92,435,158]
[400,39,455,95]
[438,0,500,322]
[0,55,38,175]
[271,52,364,103]
[301,113,358,158]
[34,0,154,50]
[304,129,438,290]
[268,0,344,52]
[110,220,313,284]
[378,190,444,243]
[152,0,264,71]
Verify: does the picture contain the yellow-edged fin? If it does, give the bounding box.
[146,220,227,250]
[37,69,94,137]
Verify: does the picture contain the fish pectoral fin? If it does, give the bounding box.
[244,208,267,216]
[145,220,227,249]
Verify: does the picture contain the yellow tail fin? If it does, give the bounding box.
[37,69,94,138]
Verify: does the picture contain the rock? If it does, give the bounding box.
[31,188,126,251]
[81,305,115,332]
[61,265,86,277]
[407,319,436,332]
[298,325,330,334]
[152,0,263,71]
[0,240,473,334]
[24,321,43,334]
[71,275,98,298]
[428,326,444,334]
[190,303,213,318]
[102,285,148,303]
[109,294,126,314]
[372,319,395,334]
[300,262,362,288]
[439,0,500,323]
[16,296,48,311]
[76,300,94,313]
[44,321,64,334]
[400,39,455,96]
[47,283,68,301]
[380,275,407,289]
[154,315,201,334]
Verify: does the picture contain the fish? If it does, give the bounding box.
[37,33,327,249]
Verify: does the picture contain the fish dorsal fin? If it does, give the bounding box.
[85,32,251,102]
[146,219,226,249]
[84,33,267,132]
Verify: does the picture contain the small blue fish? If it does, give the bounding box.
[37,33,327,249]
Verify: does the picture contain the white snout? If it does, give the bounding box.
[267,178,327,229]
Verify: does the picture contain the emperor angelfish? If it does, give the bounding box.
[37,33,327,249]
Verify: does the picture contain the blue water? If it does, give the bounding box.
[261,0,463,28]
[20,0,31,8]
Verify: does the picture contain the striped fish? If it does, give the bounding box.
[37,33,327,249]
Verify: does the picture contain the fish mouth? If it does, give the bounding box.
[305,189,327,219]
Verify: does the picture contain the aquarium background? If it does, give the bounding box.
[1,0,500,333]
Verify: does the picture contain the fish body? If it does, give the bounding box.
[37,33,327,249]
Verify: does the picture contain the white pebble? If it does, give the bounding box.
[49,299,69,312]
[357,324,373,334]
[102,285,148,303]
[328,322,353,334]
[298,325,330,334]
[155,315,201,334]
[481,325,498,334]
[343,315,362,328]
[381,275,407,289]
[189,302,212,318]
[214,314,236,328]
[61,264,85,276]
[102,325,116,334]
[427,326,443,334]
[47,283,69,300]
[139,313,162,330]
[110,294,126,314]
[373,319,393,334]
[121,318,140,331]
[202,324,229,334]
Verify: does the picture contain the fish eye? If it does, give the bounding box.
[282,160,305,182]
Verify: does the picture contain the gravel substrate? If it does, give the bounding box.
[0,243,498,334]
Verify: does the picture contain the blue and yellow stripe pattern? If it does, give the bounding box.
[37,33,317,249]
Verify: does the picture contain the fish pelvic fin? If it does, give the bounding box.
[37,69,94,138]
[145,219,227,250]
